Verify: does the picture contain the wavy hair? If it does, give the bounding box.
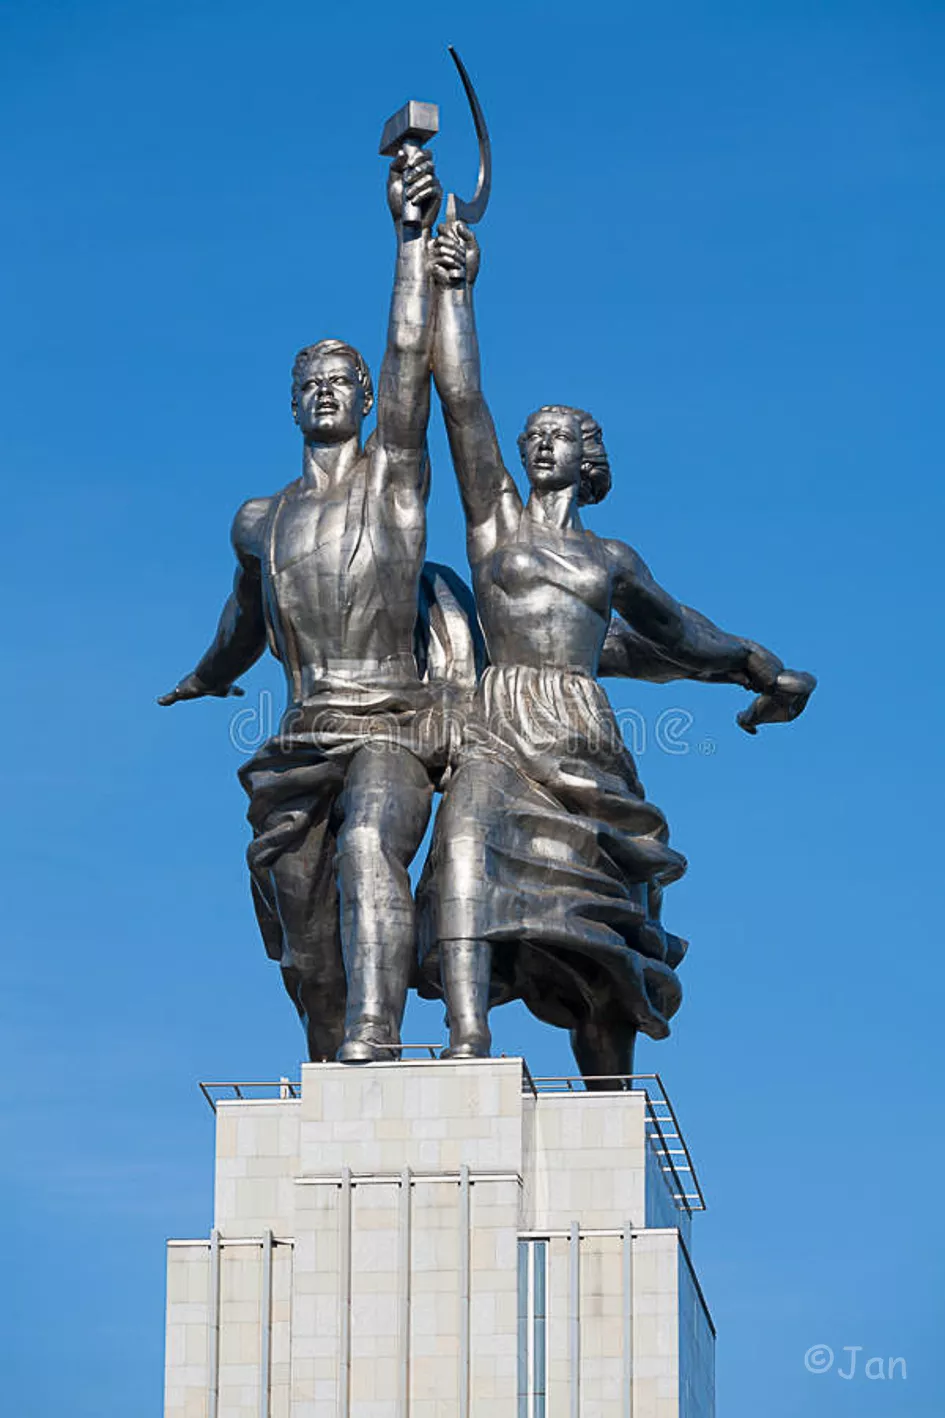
[517,405,611,505]
[291,339,374,418]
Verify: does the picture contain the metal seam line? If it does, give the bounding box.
[207,1228,221,1418]
[459,1164,471,1418]
[569,1221,580,1418]
[398,1167,411,1418]
[259,1229,273,1418]
[623,1223,633,1418]
[340,1167,353,1418]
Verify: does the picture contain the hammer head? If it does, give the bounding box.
[379,100,439,157]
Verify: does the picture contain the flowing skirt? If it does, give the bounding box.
[418,665,688,1039]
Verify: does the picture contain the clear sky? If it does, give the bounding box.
[2,1,943,1413]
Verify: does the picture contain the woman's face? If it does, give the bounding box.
[522,409,584,495]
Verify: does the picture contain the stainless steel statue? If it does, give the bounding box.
[159,53,814,1079]
[415,220,814,1079]
[159,133,462,1064]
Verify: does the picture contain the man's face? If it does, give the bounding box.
[522,410,584,494]
[294,353,366,443]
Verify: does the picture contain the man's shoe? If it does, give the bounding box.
[337,1018,399,1064]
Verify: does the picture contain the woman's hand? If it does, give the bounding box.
[737,668,816,734]
[431,220,480,287]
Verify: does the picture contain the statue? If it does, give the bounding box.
[415,220,814,1080]
[159,141,459,1065]
[158,53,814,1081]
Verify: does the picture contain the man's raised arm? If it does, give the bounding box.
[374,149,442,479]
[157,500,268,705]
[430,221,521,562]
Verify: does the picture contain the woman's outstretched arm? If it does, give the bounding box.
[431,222,522,563]
[604,538,815,730]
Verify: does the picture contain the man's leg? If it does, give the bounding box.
[263,812,348,1062]
[334,744,433,1061]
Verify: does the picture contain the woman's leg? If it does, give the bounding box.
[570,1008,637,1090]
[440,939,492,1058]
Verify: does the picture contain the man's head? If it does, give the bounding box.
[518,405,611,505]
[291,339,374,444]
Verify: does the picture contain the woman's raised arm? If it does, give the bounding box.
[431,222,522,563]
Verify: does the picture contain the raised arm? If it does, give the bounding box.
[157,500,268,705]
[603,539,815,731]
[373,149,442,484]
[430,221,522,562]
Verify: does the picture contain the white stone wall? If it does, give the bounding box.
[164,1059,713,1418]
[165,1242,211,1418]
[522,1090,648,1233]
[215,1100,300,1237]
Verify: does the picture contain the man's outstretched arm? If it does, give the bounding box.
[158,501,268,704]
[373,148,441,481]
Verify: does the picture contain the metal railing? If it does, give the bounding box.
[520,1070,706,1214]
[198,1059,705,1214]
[199,1045,443,1112]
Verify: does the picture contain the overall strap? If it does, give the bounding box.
[261,483,304,703]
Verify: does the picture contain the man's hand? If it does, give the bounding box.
[157,672,245,706]
[430,221,480,288]
[387,146,442,229]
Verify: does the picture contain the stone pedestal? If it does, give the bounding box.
[164,1058,714,1418]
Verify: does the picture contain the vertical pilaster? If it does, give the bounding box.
[570,1220,581,1418]
[165,1060,713,1418]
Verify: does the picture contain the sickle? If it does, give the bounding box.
[446,46,491,225]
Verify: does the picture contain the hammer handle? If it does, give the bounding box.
[400,141,424,226]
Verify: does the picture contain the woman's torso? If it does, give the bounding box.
[472,507,614,675]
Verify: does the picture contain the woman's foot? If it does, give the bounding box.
[441,1029,492,1061]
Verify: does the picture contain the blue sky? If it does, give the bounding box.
[2,1,943,1413]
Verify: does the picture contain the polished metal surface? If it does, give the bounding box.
[444,46,491,226]
[161,138,449,1064]
[378,100,439,158]
[418,216,815,1080]
[160,52,814,1080]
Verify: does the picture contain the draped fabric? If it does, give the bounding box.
[238,561,483,969]
[418,664,688,1039]
[238,679,448,967]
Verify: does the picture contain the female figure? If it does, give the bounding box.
[420,224,812,1080]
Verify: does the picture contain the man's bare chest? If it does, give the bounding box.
[268,487,357,576]
[268,481,423,584]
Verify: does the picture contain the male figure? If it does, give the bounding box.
[159,149,444,1062]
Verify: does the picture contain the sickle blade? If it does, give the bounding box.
[447,45,491,225]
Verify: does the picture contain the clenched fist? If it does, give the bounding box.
[430,220,480,288]
[387,146,442,229]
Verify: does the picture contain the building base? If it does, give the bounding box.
[164,1058,714,1417]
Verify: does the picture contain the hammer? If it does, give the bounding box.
[379,99,439,225]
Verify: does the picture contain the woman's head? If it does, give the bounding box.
[517,405,611,505]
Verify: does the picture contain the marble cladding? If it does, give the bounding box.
[164,1059,714,1418]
